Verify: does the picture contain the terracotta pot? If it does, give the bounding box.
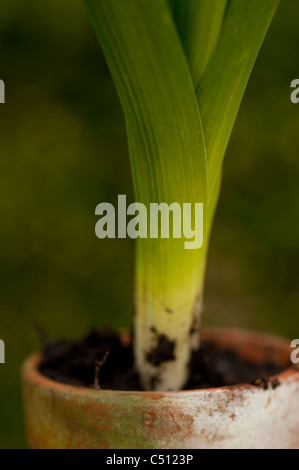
[21,327,299,449]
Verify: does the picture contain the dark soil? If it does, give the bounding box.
[39,327,286,391]
[146,334,176,366]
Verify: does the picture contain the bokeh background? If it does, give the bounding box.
[0,0,298,448]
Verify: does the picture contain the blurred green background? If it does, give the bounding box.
[0,0,298,448]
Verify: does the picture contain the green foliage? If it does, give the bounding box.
[84,0,279,389]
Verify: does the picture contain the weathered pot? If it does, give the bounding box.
[21,328,299,449]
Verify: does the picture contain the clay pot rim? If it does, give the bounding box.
[22,327,297,398]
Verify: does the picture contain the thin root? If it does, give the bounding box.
[94,351,110,390]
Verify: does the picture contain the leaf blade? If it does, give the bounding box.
[198,0,280,194]
[84,0,208,390]
[170,0,227,90]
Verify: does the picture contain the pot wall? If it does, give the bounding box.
[22,328,299,449]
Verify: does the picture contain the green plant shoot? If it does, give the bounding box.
[84,0,279,390]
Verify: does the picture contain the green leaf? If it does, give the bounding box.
[170,0,279,238]
[197,0,280,195]
[84,0,279,390]
[169,0,227,90]
[84,0,208,390]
